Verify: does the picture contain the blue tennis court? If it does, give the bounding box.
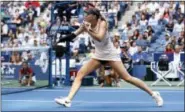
[2,88,184,111]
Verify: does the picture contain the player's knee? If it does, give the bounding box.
[75,71,85,81]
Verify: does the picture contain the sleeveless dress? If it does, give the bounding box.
[89,20,121,62]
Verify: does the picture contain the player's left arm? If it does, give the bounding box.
[85,21,107,42]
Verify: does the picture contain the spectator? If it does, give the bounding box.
[165,43,174,54]
[132,19,140,31]
[136,34,150,49]
[33,40,38,47]
[19,61,36,86]
[71,38,80,58]
[120,45,132,70]
[177,31,184,45]
[12,15,22,27]
[130,15,138,25]
[148,12,158,26]
[147,2,159,13]
[170,37,177,49]
[16,27,25,42]
[173,19,184,34]
[10,51,22,65]
[1,20,8,37]
[139,14,148,26]
[155,8,162,21]
[8,30,16,39]
[147,25,154,34]
[163,8,171,23]
[113,32,120,42]
[22,36,32,47]
[38,28,47,46]
[113,40,121,54]
[164,33,171,46]
[171,45,182,80]
[128,41,138,56]
[125,23,134,40]
[165,20,174,32]
[131,29,140,41]
[173,7,184,20]
[132,46,149,65]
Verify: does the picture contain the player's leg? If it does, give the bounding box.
[21,76,28,86]
[31,76,36,86]
[55,58,101,107]
[108,61,163,106]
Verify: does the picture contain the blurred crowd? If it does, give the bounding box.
[1,1,130,64]
[117,1,184,64]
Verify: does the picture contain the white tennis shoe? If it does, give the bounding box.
[152,91,164,107]
[55,97,71,107]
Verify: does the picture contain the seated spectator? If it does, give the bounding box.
[170,37,177,49]
[38,28,47,45]
[19,61,36,86]
[147,25,154,34]
[135,34,150,49]
[132,20,140,31]
[8,30,16,39]
[1,20,9,37]
[124,23,134,40]
[163,8,171,24]
[131,29,140,41]
[164,33,172,46]
[16,27,25,42]
[22,36,32,47]
[128,41,138,56]
[148,12,158,26]
[147,2,159,13]
[130,15,138,25]
[33,40,39,47]
[120,45,132,70]
[113,32,120,42]
[139,14,148,26]
[132,46,149,65]
[165,20,174,32]
[143,30,152,43]
[165,43,174,54]
[12,15,22,27]
[177,31,184,45]
[173,7,184,21]
[173,19,184,34]
[10,51,22,65]
[155,8,162,21]
[108,1,120,28]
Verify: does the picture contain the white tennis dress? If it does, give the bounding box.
[90,31,121,61]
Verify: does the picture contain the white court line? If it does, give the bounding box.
[33,89,184,93]
[2,100,184,105]
[4,87,184,90]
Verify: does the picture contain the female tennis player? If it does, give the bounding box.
[55,8,163,107]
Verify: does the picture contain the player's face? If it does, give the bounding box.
[84,14,97,24]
